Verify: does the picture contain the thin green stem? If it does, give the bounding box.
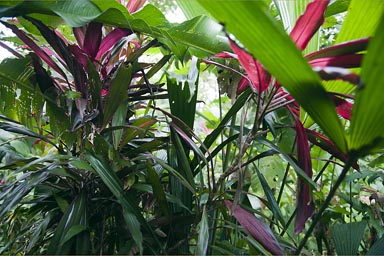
[295,157,356,254]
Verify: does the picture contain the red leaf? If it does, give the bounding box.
[83,22,102,60]
[224,200,284,255]
[95,28,132,60]
[331,95,353,120]
[306,38,369,61]
[69,45,88,70]
[73,27,86,48]
[309,54,363,68]
[229,39,268,92]
[292,116,315,234]
[313,66,360,85]
[0,21,67,80]
[213,51,237,59]
[290,0,329,50]
[237,77,249,93]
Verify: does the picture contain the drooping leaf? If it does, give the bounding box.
[0,20,67,80]
[224,200,284,255]
[293,116,315,234]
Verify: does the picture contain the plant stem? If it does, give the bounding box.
[295,157,355,254]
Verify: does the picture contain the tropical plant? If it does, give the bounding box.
[0,0,384,255]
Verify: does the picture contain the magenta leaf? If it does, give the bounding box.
[95,28,132,60]
[237,77,249,93]
[292,116,315,234]
[83,22,102,60]
[224,200,284,255]
[290,0,329,51]
[305,38,369,61]
[229,39,268,92]
[213,51,237,58]
[331,94,353,120]
[69,45,88,70]
[73,27,86,48]
[25,16,88,96]
[309,54,363,68]
[313,66,360,85]
[0,20,67,80]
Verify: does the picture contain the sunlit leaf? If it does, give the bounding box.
[349,14,384,156]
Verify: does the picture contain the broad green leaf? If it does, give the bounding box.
[367,234,384,255]
[49,0,101,27]
[336,0,384,43]
[349,14,384,155]
[196,206,209,256]
[132,4,168,27]
[165,16,230,58]
[330,221,367,255]
[198,0,347,153]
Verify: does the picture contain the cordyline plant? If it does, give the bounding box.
[0,0,227,254]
